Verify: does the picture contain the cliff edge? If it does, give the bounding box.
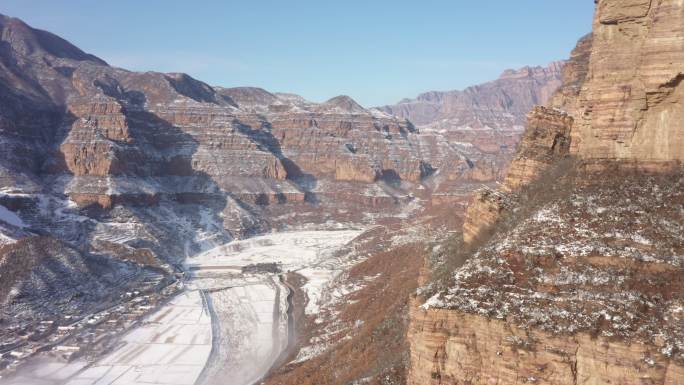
[409,1,684,384]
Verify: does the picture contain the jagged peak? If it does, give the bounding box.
[0,13,107,65]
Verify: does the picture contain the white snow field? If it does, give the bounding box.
[65,290,212,385]
[191,229,362,385]
[1,291,211,385]
[191,276,288,385]
[191,230,363,315]
[1,230,361,385]
[0,359,88,385]
[0,204,25,228]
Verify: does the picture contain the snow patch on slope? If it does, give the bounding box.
[0,205,26,228]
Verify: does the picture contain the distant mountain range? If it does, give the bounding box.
[379,62,564,130]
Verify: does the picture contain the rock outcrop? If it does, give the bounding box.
[410,1,684,384]
[409,304,684,385]
[502,106,573,191]
[412,174,684,385]
[461,187,512,246]
[549,34,593,112]
[569,0,684,164]
[458,34,592,247]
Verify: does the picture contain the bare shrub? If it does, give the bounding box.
[426,156,580,295]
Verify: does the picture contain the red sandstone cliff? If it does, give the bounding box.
[410,1,684,384]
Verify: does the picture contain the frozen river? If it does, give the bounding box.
[2,230,361,385]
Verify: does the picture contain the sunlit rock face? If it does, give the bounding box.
[502,106,574,191]
[569,0,684,164]
[459,33,593,247]
[0,12,434,211]
[409,1,684,384]
[0,13,418,215]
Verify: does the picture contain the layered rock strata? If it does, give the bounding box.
[409,304,684,385]
[412,174,684,385]
[570,0,684,163]
[380,63,566,200]
[502,106,573,191]
[410,1,684,384]
[380,63,564,129]
[461,187,512,246]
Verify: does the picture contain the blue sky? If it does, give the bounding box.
[1,1,594,107]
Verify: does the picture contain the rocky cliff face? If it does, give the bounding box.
[502,106,574,192]
[413,173,684,385]
[461,187,512,246]
[569,0,684,164]
[459,34,593,247]
[409,301,683,385]
[410,1,684,384]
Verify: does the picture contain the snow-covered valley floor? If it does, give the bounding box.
[2,291,212,385]
[65,291,213,385]
[2,230,363,385]
[191,229,362,385]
